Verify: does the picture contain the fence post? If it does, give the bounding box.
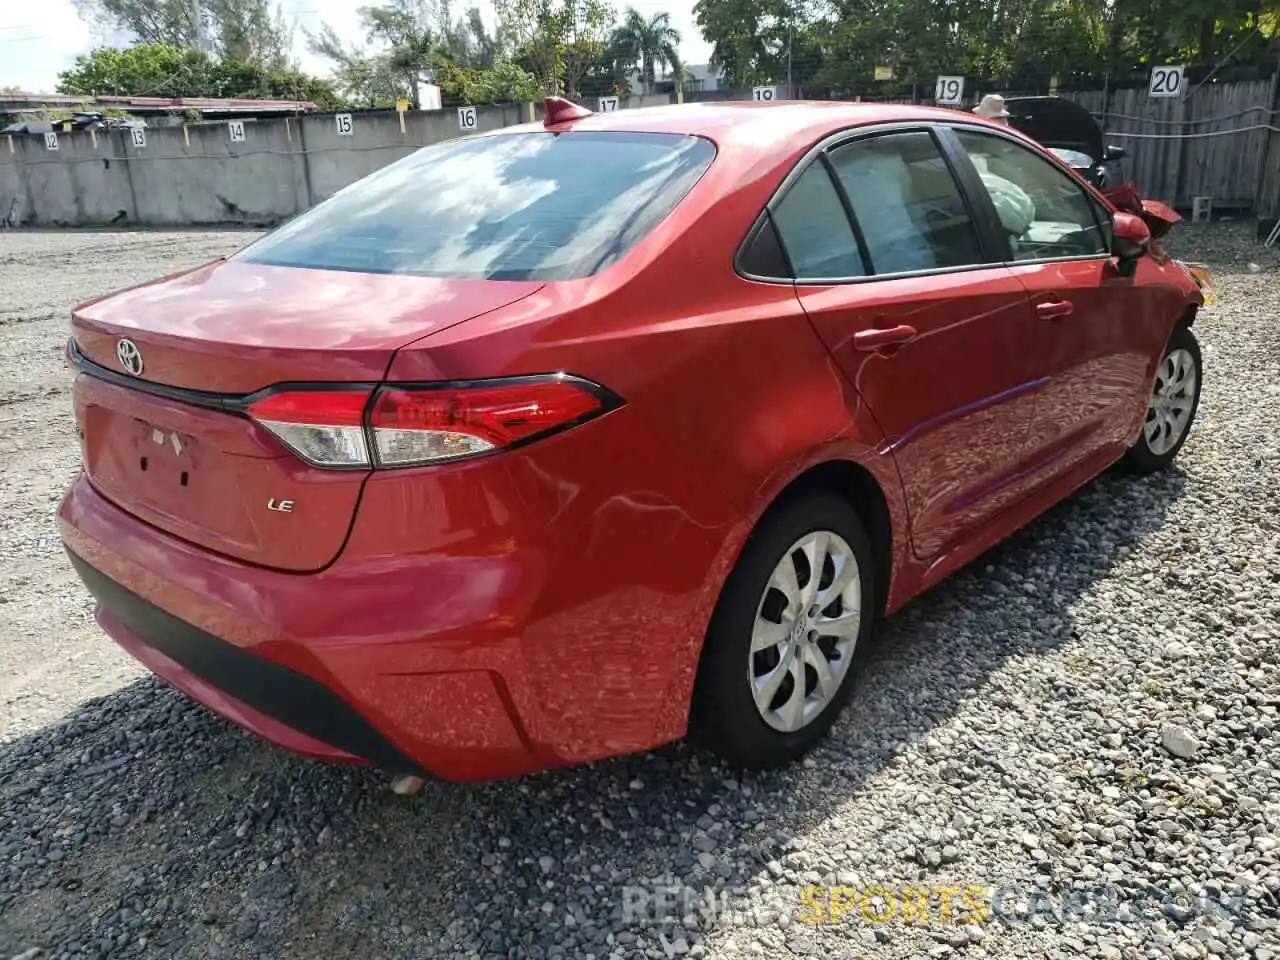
[1167,92,1188,208]
[1253,68,1280,217]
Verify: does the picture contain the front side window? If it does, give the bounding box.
[827,131,985,274]
[235,131,715,281]
[954,129,1108,261]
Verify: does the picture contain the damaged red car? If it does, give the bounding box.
[60,98,1208,782]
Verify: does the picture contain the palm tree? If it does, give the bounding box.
[611,8,682,94]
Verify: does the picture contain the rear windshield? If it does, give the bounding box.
[235,131,715,281]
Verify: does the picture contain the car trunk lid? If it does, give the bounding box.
[71,259,541,571]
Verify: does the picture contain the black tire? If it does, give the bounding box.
[1121,322,1202,474]
[690,494,876,770]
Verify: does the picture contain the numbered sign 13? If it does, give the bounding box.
[130,127,146,148]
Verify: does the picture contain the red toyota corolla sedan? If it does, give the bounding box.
[59,98,1205,783]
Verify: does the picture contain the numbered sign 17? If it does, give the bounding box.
[752,86,777,102]
[130,127,146,148]
[457,106,478,131]
[1149,65,1183,98]
[597,96,619,112]
[228,120,246,142]
[43,132,59,151]
[934,75,964,106]
[335,113,354,136]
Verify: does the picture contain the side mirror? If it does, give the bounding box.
[1104,144,1126,161]
[1112,211,1151,260]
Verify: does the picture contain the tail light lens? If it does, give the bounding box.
[247,377,615,469]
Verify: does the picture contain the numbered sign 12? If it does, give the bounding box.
[934,75,964,106]
[335,113,354,136]
[228,120,246,142]
[43,132,59,151]
[752,86,777,102]
[597,96,619,112]
[1149,65,1183,98]
[457,105,478,131]
[130,126,146,148]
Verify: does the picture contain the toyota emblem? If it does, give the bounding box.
[116,338,143,376]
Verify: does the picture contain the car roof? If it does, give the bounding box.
[497,100,987,154]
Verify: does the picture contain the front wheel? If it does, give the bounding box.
[690,495,876,769]
[1122,322,1202,473]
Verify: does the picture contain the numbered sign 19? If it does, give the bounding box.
[1149,65,1183,98]
[335,113,354,136]
[752,86,777,102]
[130,126,146,148]
[934,75,964,106]
[457,105,478,131]
[43,132,59,151]
[228,120,246,142]
[597,96,619,112]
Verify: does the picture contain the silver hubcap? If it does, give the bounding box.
[1145,347,1197,456]
[750,531,862,733]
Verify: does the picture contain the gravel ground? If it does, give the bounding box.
[1,224,1278,960]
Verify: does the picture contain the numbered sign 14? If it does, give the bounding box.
[457,106,478,131]
[228,120,246,142]
[934,75,964,106]
[1149,65,1183,98]
[752,86,777,102]
[335,113,354,136]
[597,96,619,112]
[130,126,146,148]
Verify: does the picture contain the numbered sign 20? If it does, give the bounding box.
[335,113,354,136]
[457,105,478,131]
[934,75,964,106]
[597,96,619,112]
[227,120,246,142]
[43,132,59,151]
[1149,65,1183,98]
[130,126,146,148]
[752,86,777,102]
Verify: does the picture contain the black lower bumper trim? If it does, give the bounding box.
[66,549,423,774]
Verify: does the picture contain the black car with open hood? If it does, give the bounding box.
[1004,95,1126,187]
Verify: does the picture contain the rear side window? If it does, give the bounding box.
[771,162,867,279]
[235,132,715,281]
[827,132,985,274]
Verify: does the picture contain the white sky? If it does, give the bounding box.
[0,0,713,94]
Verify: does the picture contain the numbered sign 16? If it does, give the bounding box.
[130,126,146,148]
[1149,65,1183,98]
[934,75,964,106]
[228,120,246,142]
[457,105,478,131]
[752,86,777,102]
[335,113,354,136]
[43,131,59,151]
[597,96,619,112]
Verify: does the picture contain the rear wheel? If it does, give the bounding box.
[690,494,876,769]
[1122,323,1202,473]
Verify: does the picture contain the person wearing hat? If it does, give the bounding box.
[974,94,1011,125]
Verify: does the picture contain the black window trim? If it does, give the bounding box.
[735,118,1122,287]
[936,122,1117,268]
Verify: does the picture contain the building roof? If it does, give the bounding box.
[0,93,316,116]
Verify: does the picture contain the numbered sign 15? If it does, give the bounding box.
[597,96,619,112]
[335,113,354,136]
[43,132,59,151]
[1149,65,1183,98]
[752,86,777,102]
[130,127,146,148]
[457,105,478,131]
[934,75,964,106]
[228,120,246,142]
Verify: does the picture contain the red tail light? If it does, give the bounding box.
[246,377,615,469]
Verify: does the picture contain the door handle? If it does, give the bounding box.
[853,324,918,351]
[1036,299,1074,321]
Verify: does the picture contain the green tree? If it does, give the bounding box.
[463,59,544,101]
[610,8,681,92]
[496,0,616,97]
[71,0,292,67]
